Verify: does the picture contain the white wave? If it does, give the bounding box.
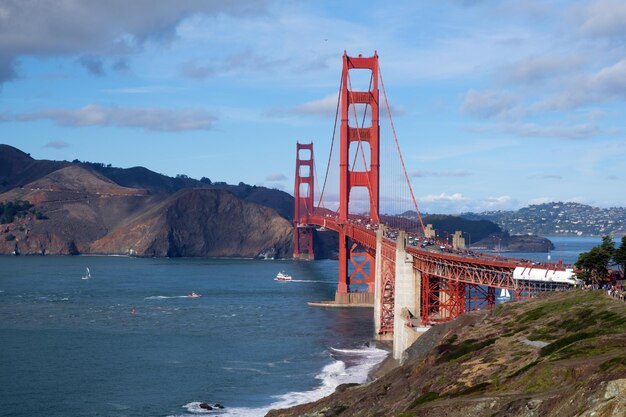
[289,279,332,283]
[182,402,224,414]
[207,345,388,417]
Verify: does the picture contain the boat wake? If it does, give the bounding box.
[144,295,192,300]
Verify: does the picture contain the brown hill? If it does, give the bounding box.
[267,291,626,417]
[7,165,149,197]
[0,144,299,258]
[0,166,158,254]
[93,165,295,220]
[0,144,68,192]
[90,188,293,258]
[0,164,293,257]
[0,144,296,220]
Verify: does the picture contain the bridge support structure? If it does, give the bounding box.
[336,51,380,301]
[293,142,315,260]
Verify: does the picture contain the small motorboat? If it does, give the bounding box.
[275,272,292,281]
[188,292,202,298]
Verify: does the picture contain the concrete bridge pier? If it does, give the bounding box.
[392,231,424,360]
[374,229,427,360]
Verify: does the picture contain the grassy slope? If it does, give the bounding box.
[267,291,626,417]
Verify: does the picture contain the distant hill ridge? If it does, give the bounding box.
[0,144,294,257]
[463,202,626,237]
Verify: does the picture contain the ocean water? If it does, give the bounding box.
[0,256,386,417]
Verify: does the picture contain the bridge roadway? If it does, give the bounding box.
[301,212,573,293]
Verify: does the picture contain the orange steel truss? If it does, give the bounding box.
[421,275,498,324]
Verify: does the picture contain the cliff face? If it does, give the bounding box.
[267,291,626,417]
[91,188,293,258]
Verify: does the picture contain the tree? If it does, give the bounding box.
[600,235,616,259]
[614,236,626,277]
[575,235,614,284]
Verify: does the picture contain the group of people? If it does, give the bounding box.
[606,284,625,302]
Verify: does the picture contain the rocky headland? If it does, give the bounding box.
[267,291,626,417]
[0,144,294,257]
[471,233,555,253]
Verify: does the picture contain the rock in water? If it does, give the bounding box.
[199,402,213,410]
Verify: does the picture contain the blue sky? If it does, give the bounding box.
[0,0,624,214]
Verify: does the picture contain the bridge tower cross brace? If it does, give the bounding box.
[337,51,380,297]
[293,142,315,260]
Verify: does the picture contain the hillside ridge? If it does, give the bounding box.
[0,146,294,257]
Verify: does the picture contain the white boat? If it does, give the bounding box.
[82,267,91,280]
[275,272,292,281]
[188,292,202,298]
[498,288,510,299]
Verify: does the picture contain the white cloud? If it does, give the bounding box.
[266,92,405,120]
[421,192,467,203]
[0,0,269,83]
[579,0,626,38]
[291,94,338,117]
[6,104,217,132]
[528,197,553,205]
[410,170,471,178]
[44,140,70,149]
[485,195,512,204]
[461,89,519,119]
[528,173,563,180]
[502,55,584,85]
[591,58,626,96]
[265,173,287,182]
[506,122,600,139]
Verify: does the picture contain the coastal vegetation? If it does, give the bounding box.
[0,200,33,224]
[268,291,626,417]
[575,235,626,283]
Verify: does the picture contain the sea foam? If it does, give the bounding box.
[175,344,388,417]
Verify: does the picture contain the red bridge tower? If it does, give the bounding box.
[336,51,380,302]
[293,142,315,260]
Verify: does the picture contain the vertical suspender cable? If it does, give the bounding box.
[379,65,426,235]
[317,74,343,213]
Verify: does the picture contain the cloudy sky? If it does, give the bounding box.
[0,0,624,214]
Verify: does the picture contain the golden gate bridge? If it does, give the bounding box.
[292,52,578,359]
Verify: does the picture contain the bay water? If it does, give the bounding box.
[0,236,603,416]
[0,257,385,417]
